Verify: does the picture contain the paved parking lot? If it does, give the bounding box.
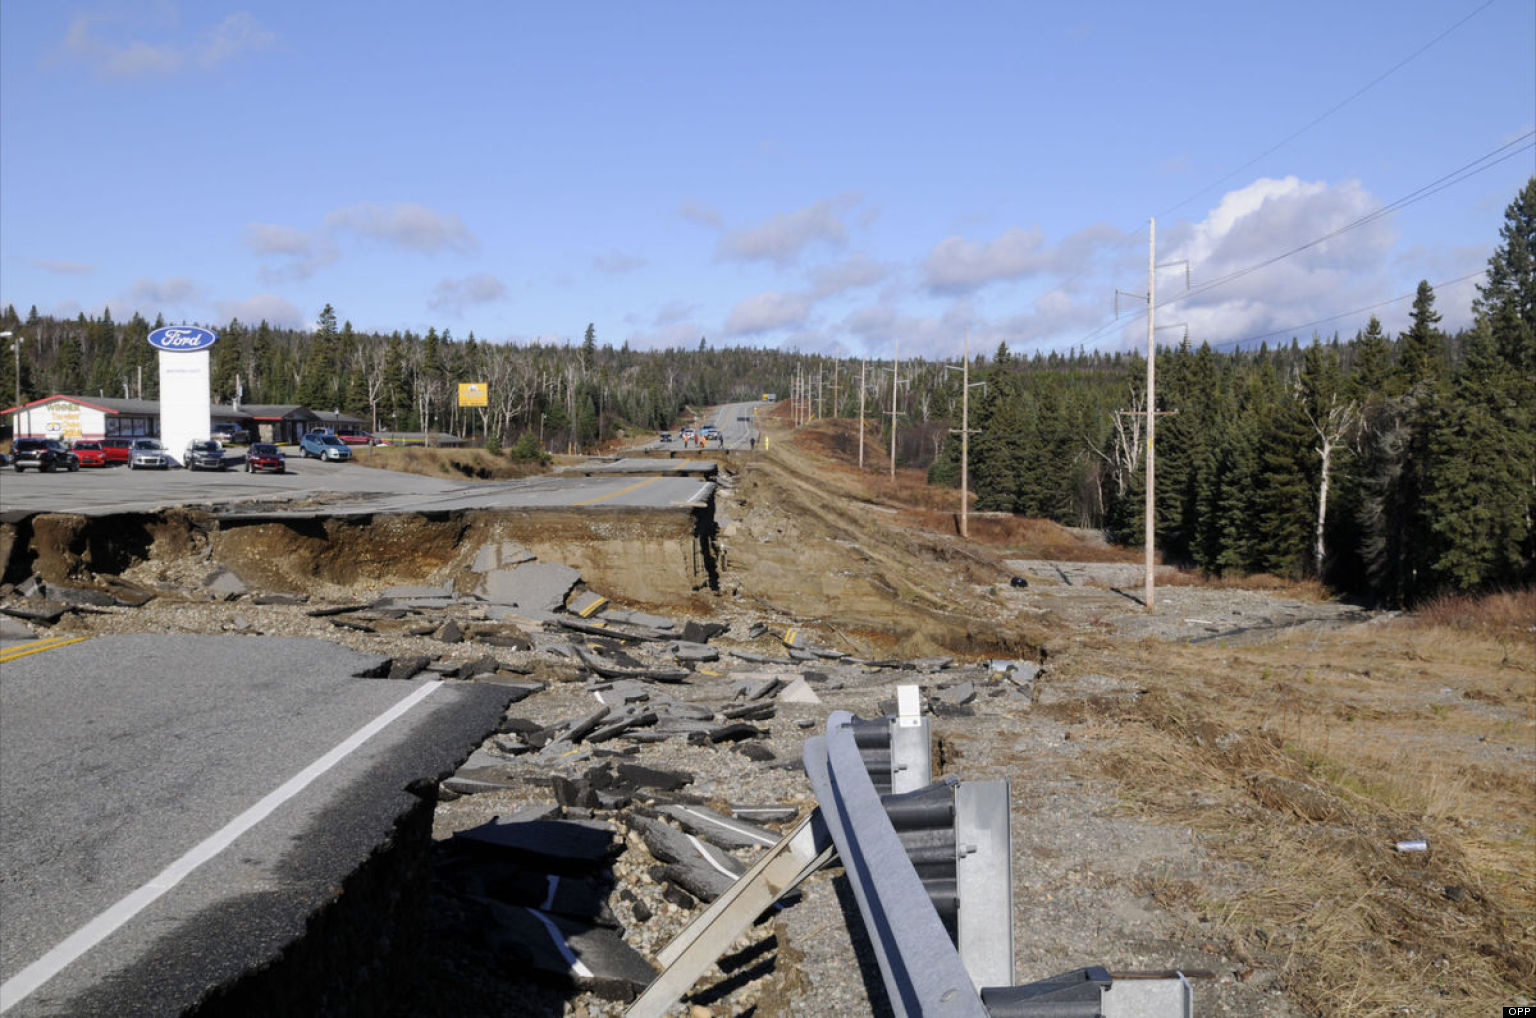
[0,450,717,518]
[0,451,457,517]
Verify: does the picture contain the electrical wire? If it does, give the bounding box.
[1057,0,1506,354]
[1155,0,1500,222]
[1065,133,1530,353]
[1163,132,1533,309]
[1208,270,1488,351]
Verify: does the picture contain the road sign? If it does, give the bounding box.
[147,326,218,352]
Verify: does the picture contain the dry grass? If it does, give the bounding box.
[1070,610,1535,1016]
[1414,587,1536,635]
[351,445,549,481]
[760,414,1536,1013]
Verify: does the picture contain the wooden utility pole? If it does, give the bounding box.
[1113,219,1187,613]
[1144,219,1157,613]
[858,358,867,469]
[888,349,898,479]
[945,329,983,539]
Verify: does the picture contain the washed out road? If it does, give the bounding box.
[0,634,511,1017]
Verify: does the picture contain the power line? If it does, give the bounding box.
[1069,133,1531,352]
[1209,269,1488,351]
[1057,1,1504,353]
[1166,133,1533,308]
[1155,0,1499,221]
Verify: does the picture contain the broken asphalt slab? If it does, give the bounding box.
[0,634,517,1018]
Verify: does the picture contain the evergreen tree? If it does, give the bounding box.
[1399,281,1445,392]
[1423,321,1528,589]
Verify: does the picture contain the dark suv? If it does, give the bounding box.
[184,439,229,471]
[12,438,80,472]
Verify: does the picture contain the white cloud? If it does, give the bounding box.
[624,321,707,350]
[34,259,95,275]
[129,277,200,306]
[63,9,274,78]
[1164,176,1398,347]
[653,300,698,327]
[244,223,313,256]
[246,201,475,280]
[428,273,507,313]
[592,252,646,274]
[809,254,888,299]
[677,200,723,229]
[324,202,476,254]
[214,293,305,329]
[197,12,274,68]
[924,226,1049,292]
[725,291,814,335]
[718,195,860,266]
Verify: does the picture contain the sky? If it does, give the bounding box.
[1,1,1532,362]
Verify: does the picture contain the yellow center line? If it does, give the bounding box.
[0,636,87,664]
[573,475,662,506]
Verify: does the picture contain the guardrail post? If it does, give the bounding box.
[890,684,931,793]
[955,779,1012,989]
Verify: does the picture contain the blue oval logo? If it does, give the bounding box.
[147,326,218,352]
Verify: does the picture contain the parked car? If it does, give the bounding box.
[299,431,353,461]
[73,440,109,467]
[184,439,229,471]
[244,442,286,474]
[101,438,133,465]
[12,437,80,472]
[336,429,375,446]
[128,438,171,470]
[211,424,250,445]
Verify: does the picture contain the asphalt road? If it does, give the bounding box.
[0,457,715,518]
[0,634,512,1017]
[642,400,769,453]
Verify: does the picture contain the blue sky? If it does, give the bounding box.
[2,1,1532,361]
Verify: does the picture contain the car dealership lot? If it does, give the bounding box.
[0,451,716,518]
[0,452,456,517]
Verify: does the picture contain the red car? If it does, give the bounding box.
[244,442,286,474]
[73,440,109,467]
[101,438,133,465]
[336,429,375,446]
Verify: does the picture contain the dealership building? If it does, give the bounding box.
[3,395,366,446]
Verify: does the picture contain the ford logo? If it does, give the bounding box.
[147,326,218,352]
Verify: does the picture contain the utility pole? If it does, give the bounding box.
[1116,219,1189,613]
[945,329,985,539]
[885,344,906,481]
[1144,220,1157,614]
[858,358,867,469]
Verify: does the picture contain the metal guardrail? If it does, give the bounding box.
[628,692,1194,1018]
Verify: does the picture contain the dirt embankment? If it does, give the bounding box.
[2,503,718,605]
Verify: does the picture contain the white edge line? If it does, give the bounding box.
[685,834,741,879]
[0,680,443,1013]
[523,908,593,978]
[676,807,777,847]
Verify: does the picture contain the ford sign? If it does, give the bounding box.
[147,326,218,352]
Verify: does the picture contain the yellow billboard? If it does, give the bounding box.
[457,382,488,408]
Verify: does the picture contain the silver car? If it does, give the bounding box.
[128,438,171,470]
